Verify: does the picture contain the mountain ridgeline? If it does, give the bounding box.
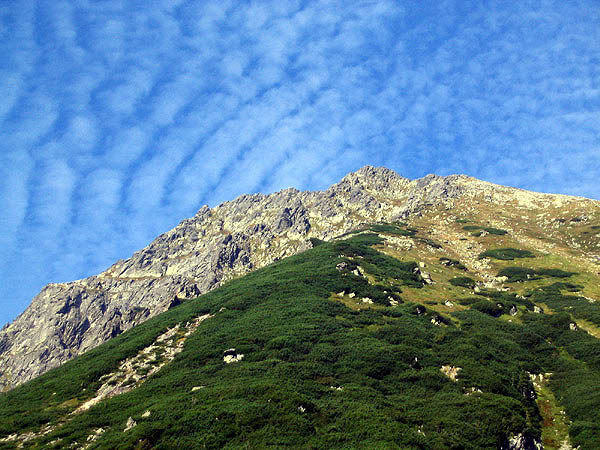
[1,166,600,449]
[1,165,553,392]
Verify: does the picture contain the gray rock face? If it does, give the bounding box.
[501,433,543,450]
[0,166,568,390]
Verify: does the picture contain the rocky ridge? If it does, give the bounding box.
[1,166,598,391]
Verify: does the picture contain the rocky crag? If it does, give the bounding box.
[1,166,599,391]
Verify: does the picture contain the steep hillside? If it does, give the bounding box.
[1,227,600,449]
[1,166,599,393]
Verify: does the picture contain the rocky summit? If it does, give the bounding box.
[0,167,447,390]
[1,166,599,393]
[2,166,600,449]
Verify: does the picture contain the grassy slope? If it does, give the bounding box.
[1,233,600,449]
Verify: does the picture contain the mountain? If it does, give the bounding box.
[1,166,600,449]
[0,166,518,391]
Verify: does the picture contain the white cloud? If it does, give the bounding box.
[0,153,33,250]
[104,126,152,168]
[2,0,600,326]
[0,72,23,123]
[29,159,77,230]
[244,3,270,29]
[97,68,154,117]
[126,142,190,212]
[82,169,123,210]
[4,92,58,149]
[343,110,383,147]
[47,1,78,42]
[64,115,99,151]
[148,73,202,126]
[221,51,249,78]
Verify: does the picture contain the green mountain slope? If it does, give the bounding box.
[1,228,600,449]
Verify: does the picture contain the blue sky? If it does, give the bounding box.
[1,0,599,326]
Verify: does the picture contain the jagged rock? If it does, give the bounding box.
[86,428,105,443]
[223,348,244,363]
[570,323,579,331]
[500,433,542,450]
[124,417,136,432]
[440,365,461,381]
[464,387,483,395]
[336,262,349,271]
[1,166,598,391]
[414,267,434,284]
[509,305,518,316]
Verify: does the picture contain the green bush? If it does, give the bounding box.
[479,248,535,260]
[309,237,325,247]
[471,301,504,317]
[497,267,538,282]
[462,225,507,235]
[484,227,508,235]
[449,276,477,289]
[537,268,576,278]
[498,267,574,282]
[455,297,482,306]
[439,257,467,271]
[418,237,442,249]
[332,235,423,289]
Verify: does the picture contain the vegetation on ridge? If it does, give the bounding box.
[1,229,600,449]
[463,225,508,236]
[497,267,575,282]
[480,248,535,260]
[449,276,476,289]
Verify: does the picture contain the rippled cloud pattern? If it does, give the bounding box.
[1,0,599,324]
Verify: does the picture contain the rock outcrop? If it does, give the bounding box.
[1,166,598,390]
[501,433,543,450]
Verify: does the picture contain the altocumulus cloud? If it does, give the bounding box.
[0,0,599,325]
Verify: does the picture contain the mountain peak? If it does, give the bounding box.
[338,165,409,186]
[1,167,599,393]
[2,178,600,448]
